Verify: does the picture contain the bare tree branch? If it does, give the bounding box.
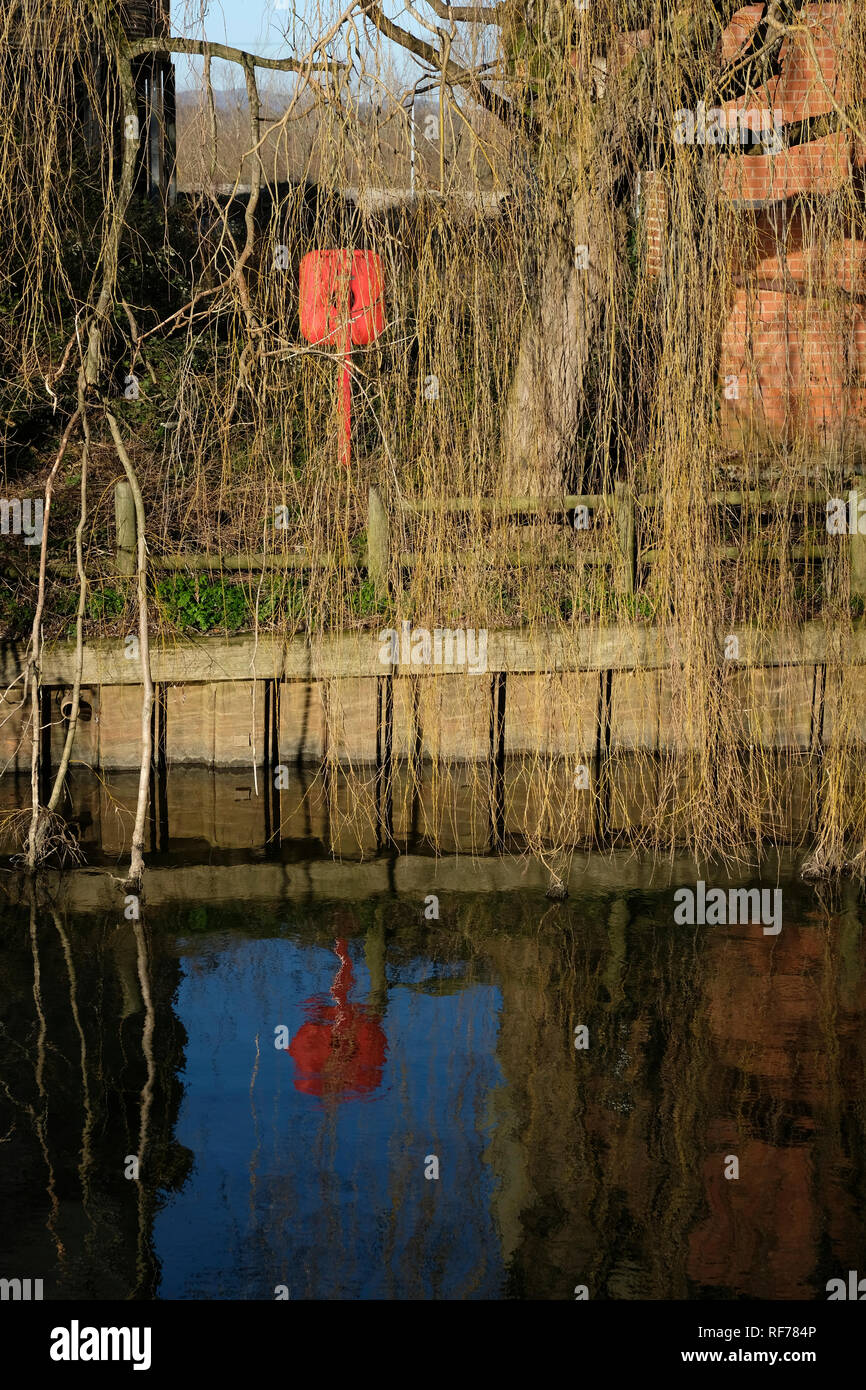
[127,36,342,74]
[425,1,508,21]
[359,1,525,131]
[235,56,263,330]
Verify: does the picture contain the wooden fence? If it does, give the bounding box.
[108,479,866,602]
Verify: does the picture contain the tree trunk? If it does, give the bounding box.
[503,192,608,497]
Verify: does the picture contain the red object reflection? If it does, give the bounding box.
[288,939,387,1098]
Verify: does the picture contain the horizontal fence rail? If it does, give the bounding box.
[53,479,866,604]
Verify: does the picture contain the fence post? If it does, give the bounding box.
[851,477,866,605]
[614,481,635,599]
[115,479,136,576]
[367,485,390,599]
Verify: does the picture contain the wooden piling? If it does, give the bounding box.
[367,485,390,599]
[614,480,635,598]
[115,480,136,576]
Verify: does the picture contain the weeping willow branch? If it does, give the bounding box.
[425,1,508,20]
[236,56,263,330]
[85,35,138,387]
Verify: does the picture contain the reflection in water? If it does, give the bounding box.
[1,868,865,1300]
[0,883,191,1299]
[288,940,387,1098]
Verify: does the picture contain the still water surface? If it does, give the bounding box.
[1,863,864,1299]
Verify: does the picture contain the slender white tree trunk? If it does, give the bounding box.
[106,412,154,889]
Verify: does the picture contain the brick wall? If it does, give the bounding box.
[721,131,851,203]
[643,2,866,444]
[642,169,667,281]
[720,290,866,442]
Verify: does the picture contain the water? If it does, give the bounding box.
[1,861,865,1300]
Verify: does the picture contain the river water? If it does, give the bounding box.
[1,856,864,1300]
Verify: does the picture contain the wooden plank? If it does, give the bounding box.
[3,620,865,690]
[396,494,608,514]
[164,683,215,765]
[614,480,635,596]
[5,632,389,686]
[366,486,390,599]
[412,675,491,762]
[505,673,599,757]
[637,488,822,507]
[392,675,492,763]
[642,542,830,562]
[724,667,815,751]
[114,481,136,576]
[0,686,32,774]
[326,677,379,764]
[98,685,148,769]
[397,546,607,568]
[154,552,361,571]
[278,680,327,764]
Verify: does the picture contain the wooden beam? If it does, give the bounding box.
[367,486,390,599]
[3,620,864,689]
[397,494,608,513]
[114,480,136,576]
[154,552,359,571]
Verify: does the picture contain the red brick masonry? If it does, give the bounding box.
[642,3,865,443]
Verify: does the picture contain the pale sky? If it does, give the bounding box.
[179,0,314,57]
[170,1,435,89]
